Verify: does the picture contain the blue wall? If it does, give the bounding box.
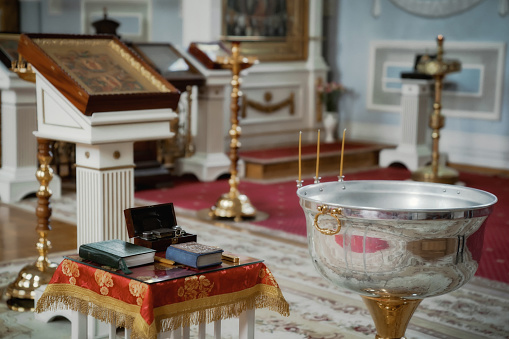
[20,0,182,45]
[333,0,508,136]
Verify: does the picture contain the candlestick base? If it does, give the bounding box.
[5,262,57,312]
[209,192,257,221]
[411,164,459,184]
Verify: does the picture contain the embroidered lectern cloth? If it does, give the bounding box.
[35,257,289,339]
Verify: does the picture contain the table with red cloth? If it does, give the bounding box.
[35,255,290,339]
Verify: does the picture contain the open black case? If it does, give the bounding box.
[124,203,197,251]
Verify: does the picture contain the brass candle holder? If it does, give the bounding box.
[5,139,57,311]
[209,41,259,221]
[411,35,461,184]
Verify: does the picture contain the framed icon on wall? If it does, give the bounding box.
[221,0,309,61]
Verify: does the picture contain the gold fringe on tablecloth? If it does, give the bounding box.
[155,283,290,333]
[35,283,289,339]
[35,284,157,339]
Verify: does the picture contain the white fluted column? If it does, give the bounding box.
[75,142,134,248]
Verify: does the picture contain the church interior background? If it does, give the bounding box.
[0,0,508,338]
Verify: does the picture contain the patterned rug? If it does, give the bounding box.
[1,214,509,339]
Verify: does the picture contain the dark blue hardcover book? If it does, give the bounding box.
[165,242,223,269]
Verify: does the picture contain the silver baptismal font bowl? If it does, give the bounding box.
[297,180,497,339]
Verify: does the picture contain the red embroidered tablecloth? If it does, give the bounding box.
[35,257,289,339]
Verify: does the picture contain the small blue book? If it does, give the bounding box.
[166,242,223,269]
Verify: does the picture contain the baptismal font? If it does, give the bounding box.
[296,131,497,338]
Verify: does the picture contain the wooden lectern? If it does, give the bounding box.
[18,33,180,247]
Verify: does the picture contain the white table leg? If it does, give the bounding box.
[108,322,116,338]
[74,311,88,339]
[172,328,182,339]
[182,326,190,339]
[239,308,255,339]
[214,320,221,339]
[198,323,206,338]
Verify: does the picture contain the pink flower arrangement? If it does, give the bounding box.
[317,81,347,112]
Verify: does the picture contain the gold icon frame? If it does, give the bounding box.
[221,0,309,61]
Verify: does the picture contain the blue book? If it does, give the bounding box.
[165,242,223,269]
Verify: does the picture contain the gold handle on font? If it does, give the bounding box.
[313,205,343,235]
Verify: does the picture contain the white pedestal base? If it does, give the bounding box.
[176,152,233,182]
[380,146,447,171]
[379,79,435,171]
[0,166,61,202]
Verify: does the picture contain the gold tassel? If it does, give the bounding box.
[35,283,290,336]
[157,284,290,332]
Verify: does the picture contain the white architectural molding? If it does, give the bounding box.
[0,64,61,203]
[441,131,509,170]
[367,40,506,121]
[350,121,508,170]
[388,0,484,18]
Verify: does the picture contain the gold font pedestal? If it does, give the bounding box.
[362,296,422,339]
[411,35,461,184]
[209,42,259,221]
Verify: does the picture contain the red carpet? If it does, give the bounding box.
[135,167,509,284]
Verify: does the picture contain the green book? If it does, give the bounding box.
[79,239,156,274]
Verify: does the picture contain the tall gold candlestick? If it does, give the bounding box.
[6,138,57,311]
[411,35,460,184]
[339,129,346,180]
[315,129,320,184]
[297,131,303,188]
[298,131,302,181]
[208,41,259,221]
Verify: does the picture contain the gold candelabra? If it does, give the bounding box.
[6,139,57,311]
[209,41,258,221]
[411,35,461,184]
